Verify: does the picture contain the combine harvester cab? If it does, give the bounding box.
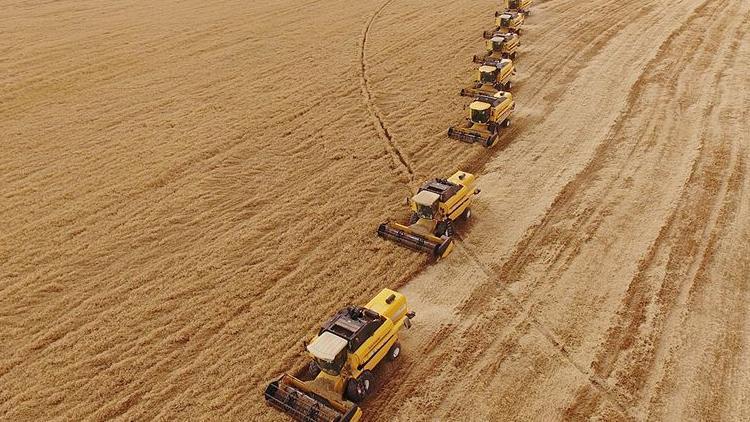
[448,92,515,147]
[473,33,520,64]
[378,171,480,259]
[460,60,515,98]
[483,10,525,39]
[265,289,416,422]
[505,0,533,16]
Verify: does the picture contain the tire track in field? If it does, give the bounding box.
[617,8,750,419]
[556,0,746,417]
[455,239,632,416]
[487,0,725,315]
[359,0,415,181]
[521,0,636,99]
[587,0,730,383]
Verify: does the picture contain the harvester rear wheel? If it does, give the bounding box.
[503,119,512,128]
[387,342,401,361]
[462,208,472,221]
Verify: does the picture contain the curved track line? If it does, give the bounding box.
[359,0,415,181]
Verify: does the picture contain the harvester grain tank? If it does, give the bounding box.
[265,289,416,421]
[377,171,480,258]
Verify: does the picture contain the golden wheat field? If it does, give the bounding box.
[1,0,749,420]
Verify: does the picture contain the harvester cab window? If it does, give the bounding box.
[314,346,348,376]
[471,105,491,123]
[501,17,510,27]
[480,69,496,83]
[412,190,441,220]
[416,203,436,220]
[491,38,504,51]
[307,331,349,375]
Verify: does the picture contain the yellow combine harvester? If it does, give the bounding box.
[473,33,520,64]
[483,10,525,39]
[265,289,416,422]
[460,60,515,98]
[378,171,480,258]
[505,0,533,16]
[448,92,515,147]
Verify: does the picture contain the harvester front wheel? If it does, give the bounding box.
[505,81,513,90]
[485,134,497,147]
[387,342,401,361]
[435,222,445,237]
[346,372,374,403]
[360,371,374,396]
[346,378,365,403]
[408,213,419,225]
[435,221,454,237]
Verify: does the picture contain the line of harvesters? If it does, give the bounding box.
[265,1,532,421]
